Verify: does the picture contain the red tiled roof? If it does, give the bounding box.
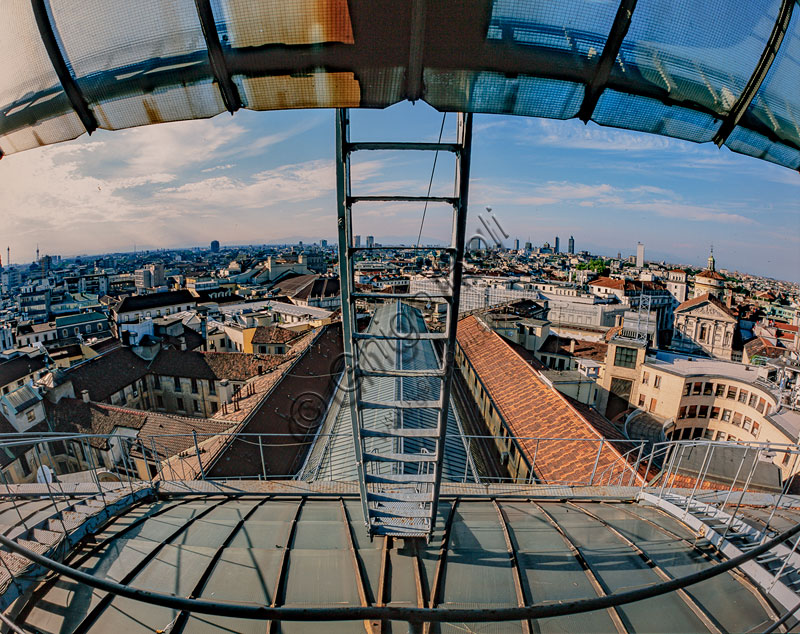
[251,325,303,345]
[675,292,737,319]
[457,315,641,485]
[696,269,725,281]
[589,277,625,290]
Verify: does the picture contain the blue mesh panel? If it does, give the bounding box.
[620,0,782,116]
[594,89,721,143]
[726,126,800,171]
[424,70,583,120]
[739,6,800,153]
[487,0,618,60]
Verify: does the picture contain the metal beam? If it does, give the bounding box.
[422,498,458,634]
[577,0,638,122]
[266,498,305,634]
[532,501,628,634]
[29,0,97,135]
[492,500,532,634]
[171,498,270,634]
[406,0,427,100]
[193,0,241,113]
[713,0,794,147]
[340,498,380,634]
[569,502,723,634]
[4,520,800,625]
[71,498,230,634]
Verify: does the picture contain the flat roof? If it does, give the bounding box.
[9,493,783,633]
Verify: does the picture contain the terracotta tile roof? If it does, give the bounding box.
[46,399,148,448]
[538,335,608,362]
[207,324,344,479]
[744,337,786,359]
[589,277,625,290]
[457,315,641,485]
[675,292,737,319]
[113,290,196,314]
[148,350,272,381]
[251,325,303,345]
[0,355,47,390]
[66,347,149,401]
[696,269,725,281]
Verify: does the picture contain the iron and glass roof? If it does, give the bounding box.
[1,0,798,170]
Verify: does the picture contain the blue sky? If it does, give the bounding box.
[1,102,798,281]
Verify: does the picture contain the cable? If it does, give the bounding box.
[416,112,447,249]
[0,517,799,624]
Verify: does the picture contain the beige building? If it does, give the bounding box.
[629,352,800,480]
[596,335,648,421]
[672,293,738,361]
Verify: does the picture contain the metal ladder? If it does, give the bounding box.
[335,108,473,537]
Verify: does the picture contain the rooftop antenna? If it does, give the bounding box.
[6,246,9,267]
[36,244,39,263]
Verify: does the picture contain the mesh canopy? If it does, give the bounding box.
[0,0,798,170]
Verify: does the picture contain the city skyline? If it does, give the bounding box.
[1,102,798,281]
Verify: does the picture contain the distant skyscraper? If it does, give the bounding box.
[321,239,328,248]
[366,235,375,248]
[355,235,361,248]
[524,241,532,251]
[514,239,520,251]
[210,240,220,253]
[636,242,645,268]
[568,236,574,254]
[554,236,560,253]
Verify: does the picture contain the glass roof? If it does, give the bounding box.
[0,0,798,170]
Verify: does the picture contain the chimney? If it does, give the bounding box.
[81,389,90,403]
[218,379,232,404]
[569,339,576,355]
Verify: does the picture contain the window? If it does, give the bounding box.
[698,405,709,418]
[210,401,218,413]
[733,412,742,426]
[649,398,657,412]
[678,406,687,419]
[176,397,185,411]
[757,398,766,414]
[738,390,748,404]
[727,386,737,399]
[699,323,708,341]
[174,376,182,391]
[653,375,661,389]
[703,429,714,439]
[748,394,758,408]
[194,400,201,413]
[209,381,216,396]
[638,394,646,407]
[743,417,752,432]
[642,371,649,385]
[153,375,161,389]
[26,410,35,422]
[683,383,691,396]
[752,422,760,437]
[613,346,637,368]
[722,409,732,422]
[191,378,198,394]
[717,431,727,441]
[703,383,713,396]
[688,405,697,418]
[710,407,720,419]
[715,384,725,397]
[692,382,702,395]
[156,395,164,409]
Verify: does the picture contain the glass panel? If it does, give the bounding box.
[620,0,781,115]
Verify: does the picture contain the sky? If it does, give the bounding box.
[0,102,798,282]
